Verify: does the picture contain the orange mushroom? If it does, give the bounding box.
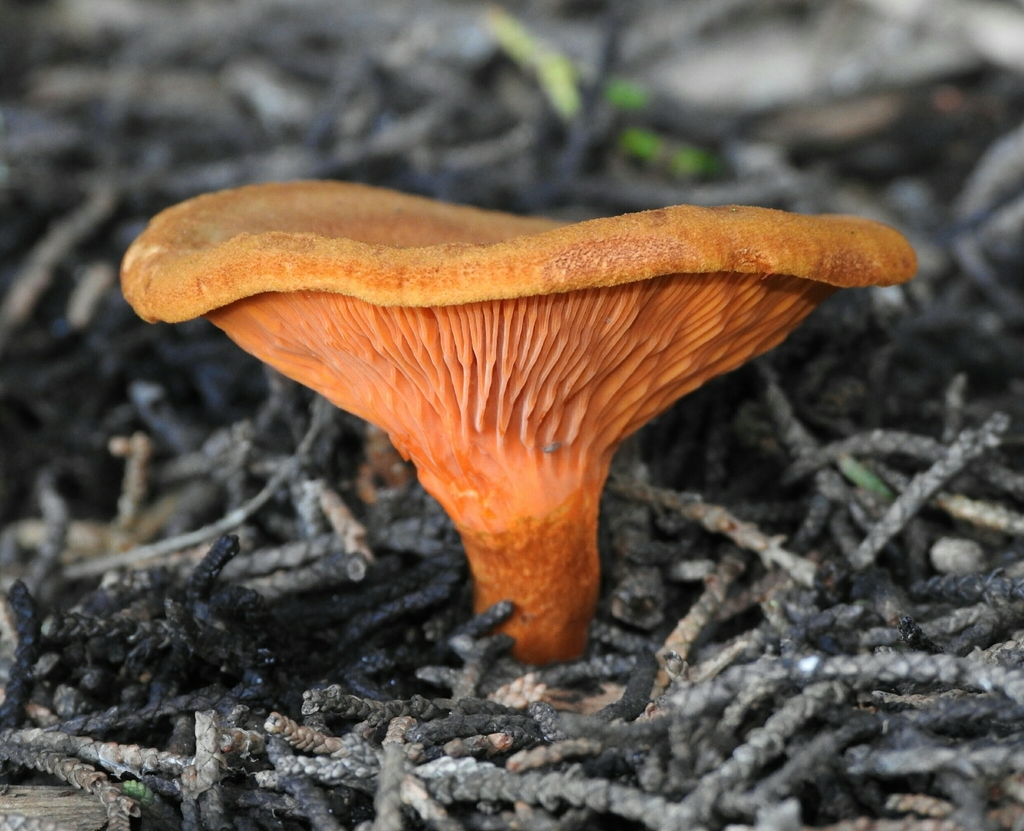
[121,180,916,664]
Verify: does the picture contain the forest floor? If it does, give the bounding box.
[3,1,1024,829]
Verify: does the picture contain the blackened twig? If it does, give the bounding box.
[55,684,236,737]
[301,690,446,724]
[723,713,883,817]
[65,397,335,579]
[266,738,345,831]
[3,727,187,777]
[0,582,40,730]
[683,681,849,823]
[23,473,69,602]
[846,732,1024,780]
[420,633,514,700]
[782,430,948,484]
[339,570,460,648]
[538,653,636,688]
[0,739,139,825]
[374,716,414,831]
[910,571,1024,604]
[186,535,240,610]
[506,738,602,772]
[446,600,514,642]
[405,712,542,751]
[596,650,658,723]
[899,616,946,654]
[265,711,377,764]
[659,555,746,666]
[0,182,119,358]
[668,650,1024,721]
[418,757,692,830]
[759,363,819,458]
[851,413,1009,569]
[526,701,568,744]
[262,747,379,791]
[609,480,816,587]
[791,652,1024,705]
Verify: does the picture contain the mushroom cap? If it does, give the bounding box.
[122,180,916,323]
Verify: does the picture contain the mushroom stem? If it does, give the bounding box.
[454,473,603,665]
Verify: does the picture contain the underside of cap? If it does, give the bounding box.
[121,180,917,323]
[205,269,837,661]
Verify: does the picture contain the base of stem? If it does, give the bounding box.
[458,487,601,664]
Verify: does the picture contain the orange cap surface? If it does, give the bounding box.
[122,180,916,663]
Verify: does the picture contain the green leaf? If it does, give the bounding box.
[488,7,581,121]
[837,454,895,500]
[618,127,662,160]
[669,145,721,177]
[537,54,581,121]
[604,78,649,110]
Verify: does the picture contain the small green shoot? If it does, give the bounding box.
[488,6,581,121]
[618,127,661,160]
[669,145,721,177]
[123,779,157,805]
[617,127,721,179]
[603,78,649,111]
[836,454,895,500]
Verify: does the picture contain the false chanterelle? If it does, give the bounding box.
[121,181,916,664]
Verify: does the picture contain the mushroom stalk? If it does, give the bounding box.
[457,475,602,665]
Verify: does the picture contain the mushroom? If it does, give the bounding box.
[121,180,916,664]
